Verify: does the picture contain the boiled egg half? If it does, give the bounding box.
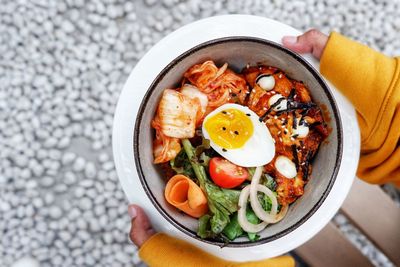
[202,103,275,167]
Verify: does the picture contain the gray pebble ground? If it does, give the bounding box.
[1,0,399,266]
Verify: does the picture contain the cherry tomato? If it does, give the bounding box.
[209,157,249,189]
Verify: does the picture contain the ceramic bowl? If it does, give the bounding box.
[133,36,343,247]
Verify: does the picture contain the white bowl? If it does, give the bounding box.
[113,15,360,261]
[135,36,342,247]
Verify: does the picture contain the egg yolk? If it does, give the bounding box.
[204,108,253,149]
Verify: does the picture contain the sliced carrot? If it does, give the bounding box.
[164,175,208,218]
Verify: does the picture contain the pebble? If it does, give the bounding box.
[25,205,35,217]
[94,204,106,216]
[79,197,93,210]
[84,162,97,179]
[103,232,113,244]
[59,231,72,242]
[44,137,58,148]
[58,136,71,148]
[73,157,86,172]
[61,20,75,33]
[104,180,116,191]
[68,208,81,221]
[32,198,44,209]
[97,170,108,181]
[76,218,88,230]
[334,213,348,225]
[49,206,63,219]
[145,0,158,6]
[44,193,55,205]
[74,187,85,198]
[0,201,12,212]
[11,257,40,267]
[41,176,55,187]
[98,152,109,163]
[64,171,77,185]
[69,237,82,248]
[102,161,114,171]
[92,140,103,150]
[61,152,76,165]
[20,168,32,179]
[85,188,97,199]
[31,164,44,177]
[54,183,68,193]
[80,179,94,188]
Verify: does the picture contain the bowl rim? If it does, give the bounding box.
[133,36,343,247]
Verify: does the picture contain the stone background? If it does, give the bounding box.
[1,0,399,266]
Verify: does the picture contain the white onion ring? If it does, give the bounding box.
[238,185,268,233]
[250,166,280,223]
[238,166,290,233]
[274,204,289,223]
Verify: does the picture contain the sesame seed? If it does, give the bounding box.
[279,74,283,78]
[234,131,239,135]
[246,113,250,116]
[222,148,227,152]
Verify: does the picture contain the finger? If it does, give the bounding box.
[282,29,328,60]
[128,204,156,247]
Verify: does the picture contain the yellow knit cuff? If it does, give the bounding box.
[139,233,295,267]
[138,232,165,258]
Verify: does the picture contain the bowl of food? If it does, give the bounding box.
[133,36,342,247]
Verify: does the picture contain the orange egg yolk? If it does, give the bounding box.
[204,108,253,149]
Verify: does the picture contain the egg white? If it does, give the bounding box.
[202,103,275,167]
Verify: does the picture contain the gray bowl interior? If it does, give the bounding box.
[134,37,342,246]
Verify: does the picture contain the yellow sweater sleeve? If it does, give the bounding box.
[320,32,400,186]
[138,233,295,267]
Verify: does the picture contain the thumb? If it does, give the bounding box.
[128,204,156,247]
[282,29,328,60]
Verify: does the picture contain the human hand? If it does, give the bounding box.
[282,29,328,60]
[128,204,156,247]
